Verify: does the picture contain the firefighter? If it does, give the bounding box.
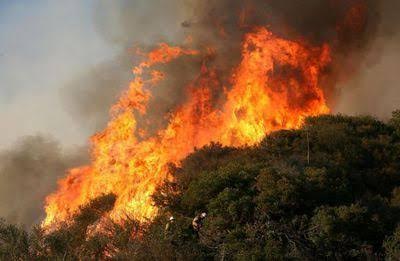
[165,216,175,233]
[192,212,207,233]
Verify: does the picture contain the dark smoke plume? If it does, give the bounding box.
[181,0,387,104]
[183,0,400,116]
[0,136,88,227]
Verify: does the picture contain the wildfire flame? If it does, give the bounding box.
[43,27,330,227]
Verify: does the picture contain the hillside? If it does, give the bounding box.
[2,113,400,260]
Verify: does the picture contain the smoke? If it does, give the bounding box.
[0,135,88,227]
[61,0,189,135]
[93,0,187,46]
[183,0,400,117]
[61,55,132,134]
[62,0,202,136]
[335,0,400,118]
[183,0,380,51]
[0,2,117,226]
[0,1,116,148]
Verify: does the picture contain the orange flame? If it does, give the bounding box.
[43,28,330,227]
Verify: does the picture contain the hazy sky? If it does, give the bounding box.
[0,1,118,148]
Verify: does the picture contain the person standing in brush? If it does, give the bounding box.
[192,212,207,234]
[165,216,175,234]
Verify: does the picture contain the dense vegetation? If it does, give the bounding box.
[2,113,400,260]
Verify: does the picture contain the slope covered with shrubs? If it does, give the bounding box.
[2,113,400,260]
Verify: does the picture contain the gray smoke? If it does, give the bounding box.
[61,55,132,134]
[61,0,191,135]
[93,0,187,47]
[0,135,88,227]
[62,0,203,136]
[335,0,400,118]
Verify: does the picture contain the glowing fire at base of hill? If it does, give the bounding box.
[43,27,330,227]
